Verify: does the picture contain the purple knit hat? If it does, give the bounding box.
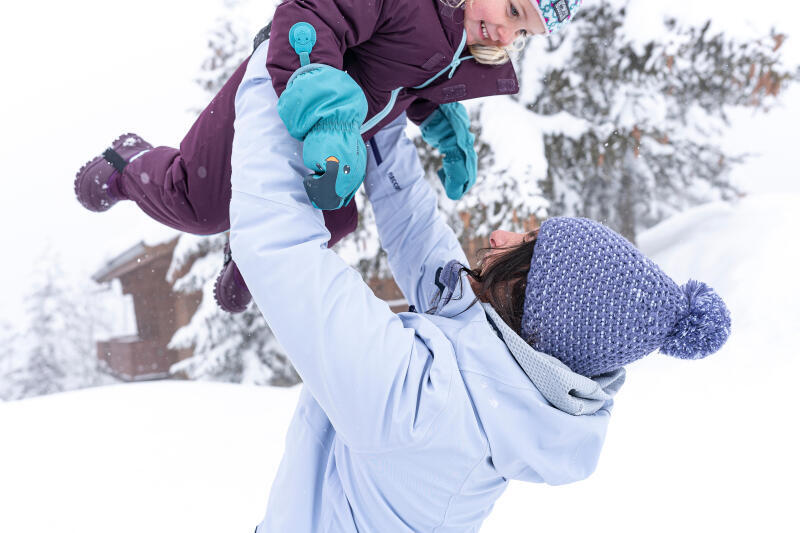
[521,217,731,377]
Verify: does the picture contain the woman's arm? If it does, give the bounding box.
[229,55,453,452]
[364,115,469,312]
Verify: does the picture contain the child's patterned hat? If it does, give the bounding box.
[521,217,732,377]
[530,0,583,34]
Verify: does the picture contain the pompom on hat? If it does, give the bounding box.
[530,0,584,35]
[521,217,732,377]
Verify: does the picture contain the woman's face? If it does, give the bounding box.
[464,0,547,47]
[469,229,536,297]
[480,229,534,269]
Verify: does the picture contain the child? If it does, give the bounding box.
[74,0,584,312]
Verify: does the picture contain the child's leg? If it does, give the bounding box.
[116,51,361,244]
[323,200,358,247]
[119,58,250,235]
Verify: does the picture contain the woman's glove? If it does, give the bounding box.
[277,65,368,210]
[419,102,477,200]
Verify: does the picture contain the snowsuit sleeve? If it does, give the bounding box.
[266,0,384,96]
[229,51,453,452]
[406,97,440,126]
[364,114,468,312]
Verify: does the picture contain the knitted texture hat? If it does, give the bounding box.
[521,217,731,377]
[531,0,583,34]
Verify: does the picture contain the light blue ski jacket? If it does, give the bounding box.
[231,41,617,533]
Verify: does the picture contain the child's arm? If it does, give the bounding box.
[406,97,440,126]
[265,0,385,210]
[364,114,469,312]
[266,0,383,96]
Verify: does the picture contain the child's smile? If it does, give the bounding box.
[464,0,547,47]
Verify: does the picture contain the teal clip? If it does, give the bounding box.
[288,22,316,66]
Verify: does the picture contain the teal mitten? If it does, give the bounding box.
[277,65,368,210]
[419,102,477,200]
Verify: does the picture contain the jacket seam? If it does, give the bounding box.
[298,410,331,451]
[433,440,491,531]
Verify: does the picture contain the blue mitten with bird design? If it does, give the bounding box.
[277,64,368,210]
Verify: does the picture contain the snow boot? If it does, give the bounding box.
[213,241,252,313]
[74,133,152,212]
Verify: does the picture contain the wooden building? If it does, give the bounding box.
[92,238,201,381]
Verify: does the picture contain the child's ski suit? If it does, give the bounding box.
[118,0,518,245]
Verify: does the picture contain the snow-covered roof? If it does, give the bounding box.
[92,238,178,283]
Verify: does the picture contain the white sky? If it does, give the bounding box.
[0,0,798,329]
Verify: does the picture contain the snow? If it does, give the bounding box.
[2,0,800,529]
[0,381,298,532]
[2,191,799,531]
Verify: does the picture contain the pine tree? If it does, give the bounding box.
[1,259,113,400]
[401,3,797,249]
[504,3,794,243]
[166,234,299,385]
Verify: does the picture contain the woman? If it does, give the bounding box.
[229,51,730,532]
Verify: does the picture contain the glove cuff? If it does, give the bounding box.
[314,117,362,133]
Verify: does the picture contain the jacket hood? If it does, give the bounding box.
[431,261,624,485]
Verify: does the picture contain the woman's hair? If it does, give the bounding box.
[442,0,528,65]
[444,231,538,338]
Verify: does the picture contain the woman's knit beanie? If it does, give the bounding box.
[521,217,731,377]
[530,0,583,34]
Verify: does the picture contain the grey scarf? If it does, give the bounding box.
[481,303,626,416]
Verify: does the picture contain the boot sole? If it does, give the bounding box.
[213,267,250,314]
[73,133,152,213]
[74,156,116,212]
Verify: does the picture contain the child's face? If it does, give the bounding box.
[464,0,546,47]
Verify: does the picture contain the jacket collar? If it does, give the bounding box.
[433,0,467,52]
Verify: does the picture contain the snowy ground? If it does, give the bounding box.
[1,191,798,532]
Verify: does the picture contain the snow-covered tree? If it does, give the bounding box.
[166,234,299,386]
[482,3,795,243]
[405,3,798,247]
[0,257,114,401]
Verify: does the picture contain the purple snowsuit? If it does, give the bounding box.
[120,0,518,245]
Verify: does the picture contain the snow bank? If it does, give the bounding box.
[0,382,299,533]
